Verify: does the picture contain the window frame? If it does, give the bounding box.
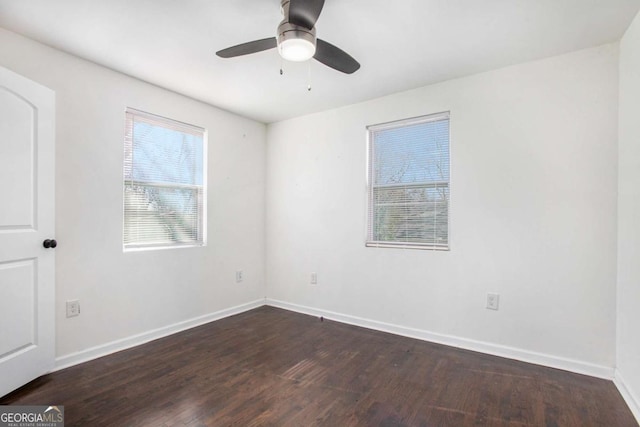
[123,107,208,252]
[366,111,451,251]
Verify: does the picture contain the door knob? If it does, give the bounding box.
[43,239,57,249]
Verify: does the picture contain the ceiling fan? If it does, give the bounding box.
[216,0,360,74]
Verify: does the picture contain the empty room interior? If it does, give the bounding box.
[1,0,640,425]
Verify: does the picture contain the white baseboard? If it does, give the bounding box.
[53,298,616,384]
[265,298,614,380]
[54,299,265,371]
[614,370,640,424]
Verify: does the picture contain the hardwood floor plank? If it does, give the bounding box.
[1,306,636,426]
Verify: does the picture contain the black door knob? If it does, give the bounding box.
[43,239,57,249]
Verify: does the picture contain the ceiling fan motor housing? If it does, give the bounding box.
[277,0,317,61]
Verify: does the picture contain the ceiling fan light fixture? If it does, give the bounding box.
[277,21,317,62]
[279,37,316,61]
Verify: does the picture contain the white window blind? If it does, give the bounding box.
[123,108,206,250]
[367,112,450,250]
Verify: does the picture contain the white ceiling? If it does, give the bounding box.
[0,0,638,123]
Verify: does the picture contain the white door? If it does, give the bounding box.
[0,66,55,397]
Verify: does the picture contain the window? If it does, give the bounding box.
[123,108,206,250]
[367,112,450,250]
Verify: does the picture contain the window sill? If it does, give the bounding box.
[123,242,206,253]
[365,242,449,251]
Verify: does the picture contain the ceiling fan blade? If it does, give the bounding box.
[288,0,325,30]
[216,37,277,58]
[314,39,360,74]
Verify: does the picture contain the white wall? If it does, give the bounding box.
[617,10,640,418]
[266,44,619,371]
[0,27,266,359]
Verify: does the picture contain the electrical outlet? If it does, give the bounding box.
[486,293,500,311]
[236,270,243,283]
[66,300,80,318]
[310,272,317,285]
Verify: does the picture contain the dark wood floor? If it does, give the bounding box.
[1,306,636,426]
